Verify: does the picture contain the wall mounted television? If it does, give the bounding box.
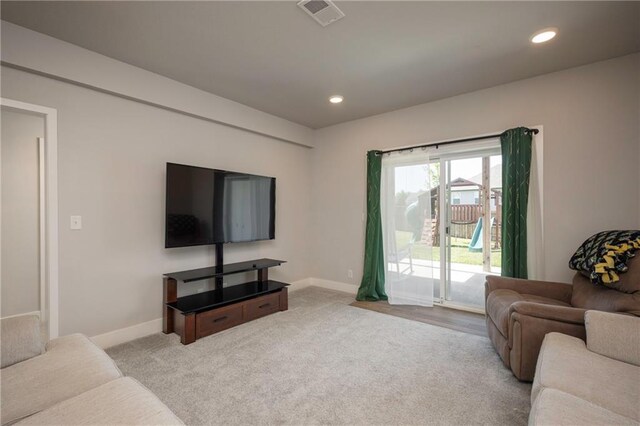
[165,163,275,248]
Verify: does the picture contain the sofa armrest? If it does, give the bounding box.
[1,314,44,368]
[507,305,587,381]
[509,302,586,325]
[485,276,573,304]
[585,310,640,366]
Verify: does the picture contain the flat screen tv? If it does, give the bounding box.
[165,163,275,248]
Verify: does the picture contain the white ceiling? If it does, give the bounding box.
[2,1,639,129]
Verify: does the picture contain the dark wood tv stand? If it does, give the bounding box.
[162,251,288,345]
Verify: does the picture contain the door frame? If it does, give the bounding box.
[1,98,59,339]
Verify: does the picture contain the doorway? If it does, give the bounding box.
[1,98,59,339]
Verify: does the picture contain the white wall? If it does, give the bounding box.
[1,109,44,317]
[1,66,313,337]
[311,54,640,286]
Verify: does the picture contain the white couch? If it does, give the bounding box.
[529,310,640,425]
[0,314,182,425]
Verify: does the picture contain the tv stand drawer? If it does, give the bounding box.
[196,304,243,338]
[245,292,280,321]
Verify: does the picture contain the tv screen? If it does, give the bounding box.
[165,163,275,248]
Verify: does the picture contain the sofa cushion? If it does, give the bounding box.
[15,377,182,425]
[585,311,640,367]
[530,388,636,426]
[0,334,122,425]
[532,333,640,421]
[486,289,570,337]
[0,315,43,369]
[571,268,640,315]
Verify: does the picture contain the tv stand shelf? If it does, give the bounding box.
[164,258,285,282]
[162,255,288,345]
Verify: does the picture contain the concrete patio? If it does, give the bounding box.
[388,258,500,309]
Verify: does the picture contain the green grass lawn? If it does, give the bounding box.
[396,231,502,268]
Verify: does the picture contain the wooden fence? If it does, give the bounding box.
[422,204,501,247]
[451,204,482,223]
[450,222,477,239]
[450,205,482,239]
[405,198,503,248]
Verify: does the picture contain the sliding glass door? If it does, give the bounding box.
[438,149,501,311]
[381,140,501,312]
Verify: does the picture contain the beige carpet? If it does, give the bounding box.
[107,287,531,425]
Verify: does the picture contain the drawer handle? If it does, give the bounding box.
[258,303,271,309]
[213,316,228,323]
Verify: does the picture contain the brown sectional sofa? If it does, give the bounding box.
[485,256,640,381]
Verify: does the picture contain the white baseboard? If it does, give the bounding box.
[91,318,162,349]
[309,278,358,295]
[90,277,357,349]
[289,277,357,295]
[288,277,314,292]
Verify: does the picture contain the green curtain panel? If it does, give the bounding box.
[501,127,533,279]
[356,151,388,301]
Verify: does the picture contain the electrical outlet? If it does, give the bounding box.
[347,269,353,279]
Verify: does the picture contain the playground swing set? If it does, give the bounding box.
[416,184,502,250]
[396,181,501,276]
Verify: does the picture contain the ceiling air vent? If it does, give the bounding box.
[297,0,345,27]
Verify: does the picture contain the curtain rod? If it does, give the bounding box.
[378,128,539,155]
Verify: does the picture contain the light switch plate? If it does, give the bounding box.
[70,215,82,230]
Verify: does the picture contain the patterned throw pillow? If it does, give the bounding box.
[569,230,640,287]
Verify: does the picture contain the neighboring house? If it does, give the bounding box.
[451,189,479,205]
[451,165,503,210]
[449,177,481,206]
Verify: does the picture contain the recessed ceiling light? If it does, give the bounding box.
[329,95,344,104]
[530,28,557,44]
